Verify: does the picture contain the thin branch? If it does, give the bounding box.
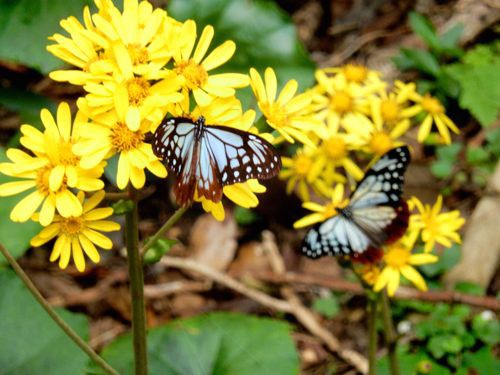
[381,292,400,375]
[255,271,500,311]
[139,206,188,258]
[0,243,119,375]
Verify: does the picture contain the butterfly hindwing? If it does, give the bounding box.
[300,146,411,258]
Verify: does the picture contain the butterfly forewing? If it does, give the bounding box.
[153,116,282,206]
[301,146,411,258]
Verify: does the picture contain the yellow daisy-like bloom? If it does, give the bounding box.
[249,67,321,145]
[323,64,385,88]
[280,147,337,201]
[294,184,349,228]
[73,99,167,190]
[374,231,438,296]
[314,123,365,182]
[0,103,104,226]
[48,0,179,85]
[409,195,465,252]
[402,93,459,144]
[361,264,381,285]
[312,68,382,130]
[30,191,120,272]
[171,20,249,106]
[342,113,408,156]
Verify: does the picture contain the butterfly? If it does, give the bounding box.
[301,146,411,259]
[152,116,282,206]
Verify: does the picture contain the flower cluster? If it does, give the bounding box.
[0,0,316,270]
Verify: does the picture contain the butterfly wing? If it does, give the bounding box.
[301,146,411,258]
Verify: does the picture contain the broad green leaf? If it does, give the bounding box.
[99,312,299,375]
[0,269,89,374]
[428,334,463,359]
[168,0,315,106]
[430,159,454,179]
[461,347,500,374]
[409,12,440,51]
[472,314,500,345]
[486,129,500,157]
[466,147,490,164]
[377,345,449,375]
[0,147,41,264]
[439,23,464,53]
[312,295,340,318]
[0,0,93,74]
[233,206,260,225]
[419,245,461,277]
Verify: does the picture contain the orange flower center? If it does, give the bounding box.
[323,202,339,218]
[126,77,150,106]
[384,245,411,268]
[110,122,144,152]
[343,64,368,83]
[294,154,312,176]
[380,99,400,122]
[58,141,80,166]
[323,136,346,161]
[330,91,353,114]
[174,59,208,89]
[36,167,67,195]
[370,131,393,156]
[421,95,444,115]
[128,43,149,65]
[60,216,84,237]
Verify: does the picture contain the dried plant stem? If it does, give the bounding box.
[0,243,118,375]
[139,206,188,258]
[367,296,378,375]
[125,188,148,375]
[381,291,400,375]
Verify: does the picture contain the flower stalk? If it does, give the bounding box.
[0,243,118,375]
[125,187,148,375]
[381,291,400,375]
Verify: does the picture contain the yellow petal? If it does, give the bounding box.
[49,165,65,191]
[57,102,72,141]
[86,220,120,232]
[0,181,36,196]
[82,228,113,249]
[201,40,235,71]
[193,25,214,64]
[400,265,427,291]
[10,191,45,222]
[39,196,56,226]
[50,234,68,262]
[264,68,277,102]
[79,234,101,263]
[126,106,141,131]
[116,153,130,189]
[56,191,82,218]
[72,237,86,272]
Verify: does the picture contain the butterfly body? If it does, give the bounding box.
[153,116,281,206]
[301,146,410,259]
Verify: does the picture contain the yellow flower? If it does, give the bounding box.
[280,147,336,201]
[342,113,408,156]
[361,264,381,285]
[294,184,349,228]
[312,68,382,130]
[374,231,438,296]
[0,103,104,225]
[73,99,167,190]
[249,67,321,145]
[171,20,249,106]
[323,64,384,88]
[409,195,465,252]
[402,93,459,144]
[31,191,120,272]
[48,0,179,85]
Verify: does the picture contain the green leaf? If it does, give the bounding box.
[485,129,500,157]
[446,44,500,127]
[400,48,441,76]
[436,143,462,161]
[430,159,454,179]
[472,314,500,345]
[168,0,315,106]
[99,312,299,375]
[439,23,464,53]
[234,206,260,226]
[428,334,463,358]
[312,295,340,318]
[143,238,177,264]
[454,281,485,296]
[0,147,41,264]
[462,347,500,374]
[0,0,93,74]
[409,12,440,51]
[377,345,449,375]
[466,147,490,164]
[111,199,134,215]
[0,269,89,374]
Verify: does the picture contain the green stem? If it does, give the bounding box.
[368,295,378,375]
[0,243,118,375]
[139,206,187,258]
[125,188,148,375]
[381,291,400,375]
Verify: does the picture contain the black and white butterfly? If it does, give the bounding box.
[301,146,411,259]
[153,116,281,206]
